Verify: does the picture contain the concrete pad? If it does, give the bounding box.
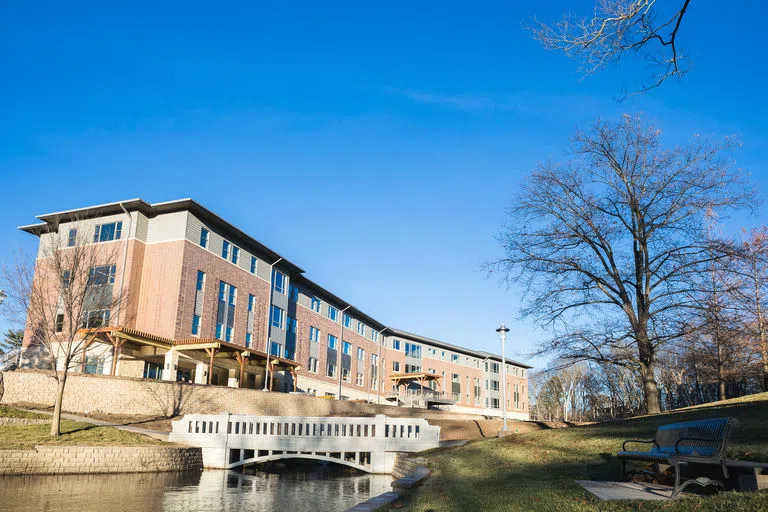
[576,480,680,501]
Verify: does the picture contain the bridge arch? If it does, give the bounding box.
[231,452,372,473]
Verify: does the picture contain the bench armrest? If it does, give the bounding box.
[674,436,721,455]
[622,439,656,451]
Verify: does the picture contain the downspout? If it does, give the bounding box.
[337,305,351,400]
[262,257,283,391]
[116,203,133,325]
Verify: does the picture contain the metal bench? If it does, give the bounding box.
[617,417,732,496]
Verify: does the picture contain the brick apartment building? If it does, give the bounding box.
[19,198,530,419]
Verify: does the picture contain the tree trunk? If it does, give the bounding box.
[50,372,67,436]
[639,360,661,414]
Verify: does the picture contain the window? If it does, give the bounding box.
[405,343,422,359]
[286,316,297,334]
[272,269,286,294]
[88,265,116,285]
[328,334,338,350]
[270,305,285,329]
[231,246,240,264]
[245,294,256,346]
[67,229,77,247]
[357,321,365,336]
[55,313,64,333]
[392,339,401,351]
[222,240,231,260]
[200,228,209,248]
[311,296,321,312]
[370,329,379,343]
[93,221,122,243]
[328,305,338,322]
[342,341,351,355]
[270,341,282,357]
[250,256,257,274]
[215,281,236,342]
[289,284,299,301]
[309,326,320,342]
[490,398,500,409]
[405,364,421,373]
[371,354,378,365]
[452,353,459,362]
[490,362,500,374]
[342,368,350,382]
[83,309,111,328]
[62,270,71,289]
[327,364,336,378]
[307,357,318,373]
[357,347,365,360]
[392,361,400,372]
[356,372,364,386]
[192,271,205,337]
[490,380,500,391]
[343,314,352,328]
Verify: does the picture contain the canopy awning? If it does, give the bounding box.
[389,372,442,384]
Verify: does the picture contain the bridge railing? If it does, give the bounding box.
[170,413,440,453]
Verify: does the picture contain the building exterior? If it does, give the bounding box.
[19,198,531,419]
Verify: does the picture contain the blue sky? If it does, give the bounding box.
[1,1,767,368]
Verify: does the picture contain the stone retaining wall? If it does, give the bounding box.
[0,446,202,475]
[392,453,428,480]
[1,370,483,421]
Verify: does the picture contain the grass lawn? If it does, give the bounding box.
[408,392,768,512]
[0,406,166,449]
[0,405,50,419]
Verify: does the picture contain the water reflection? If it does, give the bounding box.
[0,462,392,512]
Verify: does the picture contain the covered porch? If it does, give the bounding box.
[75,327,299,391]
[386,372,455,408]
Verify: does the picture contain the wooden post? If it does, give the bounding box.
[235,352,247,389]
[105,333,126,377]
[205,348,217,385]
[291,369,297,392]
[79,335,95,373]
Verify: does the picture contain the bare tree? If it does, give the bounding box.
[493,114,754,414]
[2,221,128,435]
[533,0,692,95]
[734,228,768,391]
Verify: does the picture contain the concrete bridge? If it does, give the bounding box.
[169,413,441,474]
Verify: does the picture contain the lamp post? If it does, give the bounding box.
[496,324,510,432]
[0,289,6,305]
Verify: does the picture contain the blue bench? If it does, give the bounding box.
[617,417,732,496]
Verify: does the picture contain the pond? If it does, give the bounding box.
[0,461,392,511]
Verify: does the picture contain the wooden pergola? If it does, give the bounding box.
[389,372,443,393]
[77,326,299,389]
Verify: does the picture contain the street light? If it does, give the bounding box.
[496,324,510,432]
[0,289,6,305]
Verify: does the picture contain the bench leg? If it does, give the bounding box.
[673,463,681,497]
[721,459,729,480]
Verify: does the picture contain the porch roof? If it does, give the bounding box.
[77,326,299,371]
